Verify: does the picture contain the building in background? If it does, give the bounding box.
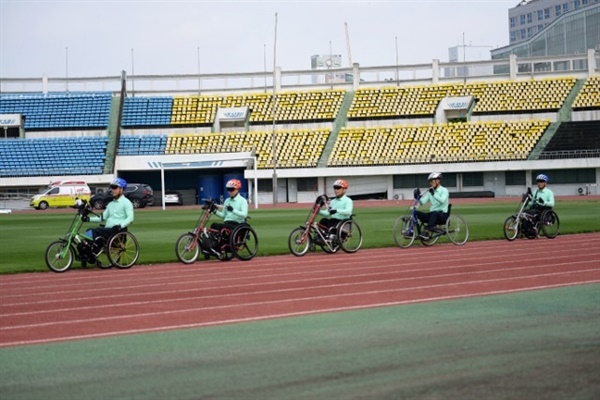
[445,44,494,78]
[492,1,599,72]
[310,54,348,84]
[507,0,598,45]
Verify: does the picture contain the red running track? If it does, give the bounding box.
[1,234,599,348]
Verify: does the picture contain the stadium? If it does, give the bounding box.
[1,2,600,398]
[1,3,599,208]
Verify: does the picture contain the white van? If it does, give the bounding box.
[30,180,91,210]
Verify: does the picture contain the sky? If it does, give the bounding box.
[0,0,517,78]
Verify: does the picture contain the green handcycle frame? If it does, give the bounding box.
[45,199,140,272]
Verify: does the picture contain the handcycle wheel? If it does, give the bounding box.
[175,233,200,264]
[540,210,559,239]
[503,216,519,241]
[393,215,415,248]
[446,214,469,245]
[107,231,140,269]
[231,224,259,261]
[289,227,311,257]
[45,241,74,272]
[338,220,362,253]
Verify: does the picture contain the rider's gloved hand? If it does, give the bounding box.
[112,225,121,232]
[226,205,234,212]
[81,215,90,222]
[537,198,545,205]
[521,193,529,202]
[428,187,435,195]
[328,208,337,215]
[413,188,421,199]
[527,187,532,196]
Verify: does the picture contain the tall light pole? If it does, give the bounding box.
[271,12,279,205]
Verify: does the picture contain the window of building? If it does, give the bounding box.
[393,174,456,189]
[510,31,517,42]
[297,177,318,192]
[582,0,589,5]
[556,5,562,16]
[537,10,544,20]
[538,24,544,32]
[520,14,526,24]
[545,8,551,18]
[257,179,273,192]
[510,16,516,28]
[574,0,581,9]
[462,172,483,187]
[527,27,534,37]
[520,28,526,39]
[527,12,533,23]
[506,171,526,186]
[562,3,569,13]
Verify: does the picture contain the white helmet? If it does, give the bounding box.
[428,172,442,181]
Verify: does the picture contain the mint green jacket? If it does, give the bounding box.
[319,194,353,220]
[528,187,555,208]
[216,194,248,223]
[90,195,134,228]
[419,186,449,213]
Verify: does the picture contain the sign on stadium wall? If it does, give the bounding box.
[216,107,249,122]
[0,114,22,127]
[441,96,474,111]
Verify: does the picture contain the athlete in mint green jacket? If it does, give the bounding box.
[319,179,353,231]
[414,172,449,240]
[525,173,554,221]
[211,179,248,231]
[84,177,134,239]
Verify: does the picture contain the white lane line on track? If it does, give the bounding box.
[1,280,598,348]
[2,251,598,307]
[2,270,598,331]
[2,242,598,300]
[2,261,598,316]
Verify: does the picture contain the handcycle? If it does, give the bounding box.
[503,188,559,240]
[393,197,469,248]
[45,199,140,272]
[175,199,258,263]
[288,194,363,256]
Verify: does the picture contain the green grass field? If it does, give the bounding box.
[1,198,599,274]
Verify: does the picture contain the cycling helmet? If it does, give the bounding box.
[110,178,127,189]
[536,174,549,183]
[225,179,242,190]
[333,179,348,189]
[428,172,442,181]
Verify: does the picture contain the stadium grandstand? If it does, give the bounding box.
[1,48,599,206]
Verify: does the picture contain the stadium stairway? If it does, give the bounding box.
[528,78,586,160]
[103,95,124,174]
[317,91,355,168]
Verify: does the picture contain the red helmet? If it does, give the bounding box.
[333,179,348,189]
[225,179,242,190]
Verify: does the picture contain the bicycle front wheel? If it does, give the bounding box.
[45,241,73,272]
[176,233,200,264]
[338,220,363,253]
[107,231,140,269]
[393,215,415,248]
[503,216,519,241]
[447,214,469,245]
[289,227,311,257]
